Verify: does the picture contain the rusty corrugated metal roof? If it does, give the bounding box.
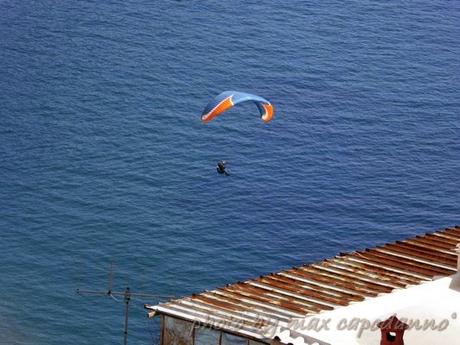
[145,226,460,339]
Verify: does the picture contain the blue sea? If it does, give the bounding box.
[1,1,459,344]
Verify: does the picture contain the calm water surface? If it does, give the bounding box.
[1,1,459,344]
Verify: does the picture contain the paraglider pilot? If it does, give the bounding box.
[217,161,229,176]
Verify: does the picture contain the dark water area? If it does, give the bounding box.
[0,1,459,344]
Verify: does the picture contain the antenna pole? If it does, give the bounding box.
[76,263,174,344]
[123,287,131,345]
[108,262,114,295]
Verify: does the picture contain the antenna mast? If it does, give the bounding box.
[76,262,174,345]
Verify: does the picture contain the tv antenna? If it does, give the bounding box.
[76,262,175,345]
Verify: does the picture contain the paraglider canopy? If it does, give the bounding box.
[201,91,274,123]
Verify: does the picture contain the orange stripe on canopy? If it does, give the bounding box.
[201,96,234,123]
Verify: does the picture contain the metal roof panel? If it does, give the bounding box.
[145,226,460,340]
